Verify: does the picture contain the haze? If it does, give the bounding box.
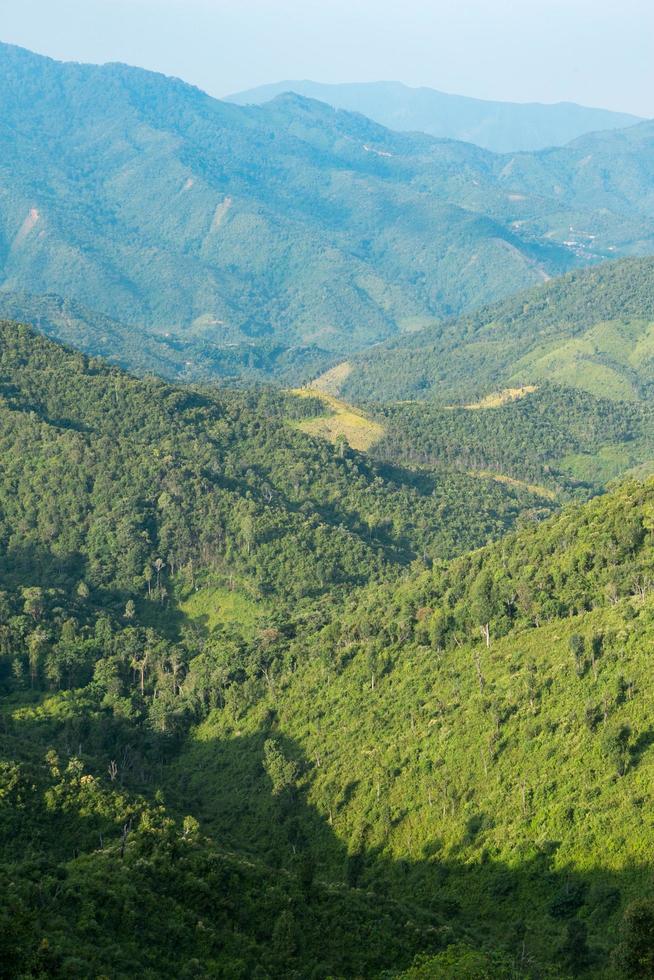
[2,0,653,117]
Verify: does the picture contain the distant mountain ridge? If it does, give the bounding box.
[227,79,643,152]
[2,42,654,368]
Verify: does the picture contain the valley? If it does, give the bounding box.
[1,27,654,980]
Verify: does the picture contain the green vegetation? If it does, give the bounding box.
[290,388,385,451]
[173,478,654,978]
[0,291,334,386]
[338,258,654,404]
[369,383,654,501]
[180,586,265,636]
[4,323,654,976]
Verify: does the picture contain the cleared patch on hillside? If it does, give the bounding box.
[180,586,264,636]
[508,320,651,401]
[463,385,538,409]
[468,469,557,501]
[308,361,352,396]
[290,388,384,452]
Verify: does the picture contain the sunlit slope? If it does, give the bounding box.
[290,388,385,451]
[171,477,654,976]
[339,258,654,404]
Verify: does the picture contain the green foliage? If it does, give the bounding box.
[4,325,654,976]
[615,899,654,977]
[340,258,654,403]
[263,737,299,795]
[369,382,654,501]
[175,478,654,977]
[0,291,335,386]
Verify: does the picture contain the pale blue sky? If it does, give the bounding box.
[2,0,652,116]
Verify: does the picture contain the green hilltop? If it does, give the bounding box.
[334,257,654,404]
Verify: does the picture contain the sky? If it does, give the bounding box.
[1,0,653,116]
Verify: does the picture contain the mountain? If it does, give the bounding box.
[0,321,561,611]
[326,257,654,403]
[3,44,654,369]
[2,323,654,974]
[228,79,644,153]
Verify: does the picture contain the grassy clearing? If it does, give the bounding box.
[463,385,538,409]
[180,586,265,635]
[289,387,385,452]
[560,443,641,486]
[468,469,557,500]
[509,321,646,401]
[308,361,353,396]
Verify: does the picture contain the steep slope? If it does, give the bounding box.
[334,257,654,403]
[0,324,568,977]
[2,326,654,975]
[228,79,643,153]
[0,42,564,354]
[2,43,654,369]
[0,291,333,384]
[174,477,654,978]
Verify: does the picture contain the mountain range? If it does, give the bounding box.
[4,35,654,977]
[228,79,644,153]
[3,42,654,367]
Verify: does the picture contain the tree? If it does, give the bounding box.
[569,634,585,676]
[263,738,298,796]
[469,571,498,647]
[601,724,632,776]
[27,628,48,688]
[560,918,591,974]
[616,899,654,977]
[22,587,44,622]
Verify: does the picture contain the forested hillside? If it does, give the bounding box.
[3,323,654,975]
[173,478,654,978]
[3,43,654,372]
[333,257,654,403]
[0,322,554,977]
[369,384,654,498]
[0,292,333,385]
[0,321,552,604]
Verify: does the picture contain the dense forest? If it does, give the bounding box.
[1,321,654,976]
[4,28,654,980]
[370,383,654,498]
[0,292,334,386]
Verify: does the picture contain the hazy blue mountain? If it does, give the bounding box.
[0,291,333,384]
[227,79,643,152]
[1,42,654,365]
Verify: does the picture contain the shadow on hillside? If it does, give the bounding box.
[161,720,651,978]
[6,699,651,978]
